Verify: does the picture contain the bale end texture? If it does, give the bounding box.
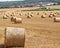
[5,27,25,47]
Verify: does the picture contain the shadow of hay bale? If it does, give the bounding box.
[6,47,24,48]
[0,44,4,48]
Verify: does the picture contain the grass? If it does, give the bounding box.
[22,8,48,11]
[22,5,60,11]
[46,5,60,9]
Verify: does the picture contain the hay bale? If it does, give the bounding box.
[37,12,39,15]
[54,17,60,22]
[6,15,9,17]
[50,12,56,16]
[10,14,13,16]
[14,18,22,23]
[19,14,22,16]
[3,16,8,19]
[27,13,29,15]
[30,14,33,17]
[41,15,46,18]
[56,12,60,15]
[11,17,16,22]
[50,12,54,15]
[43,12,47,15]
[5,27,25,47]
[27,16,31,18]
[49,15,53,18]
[53,14,57,17]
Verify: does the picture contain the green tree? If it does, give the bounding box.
[57,0,60,4]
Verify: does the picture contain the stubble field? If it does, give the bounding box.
[0,7,60,48]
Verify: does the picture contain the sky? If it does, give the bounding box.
[0,0,24,1]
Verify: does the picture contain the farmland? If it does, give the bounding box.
[0,7,60,48]
[46,5,60,10]
[22,5,60,11]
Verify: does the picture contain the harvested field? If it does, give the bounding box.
[0,8,60,48]
[46,5,60,9]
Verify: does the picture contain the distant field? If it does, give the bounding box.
[46,5,60,10]
[22,5,60,11]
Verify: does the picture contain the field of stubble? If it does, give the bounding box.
[0,7,60,48]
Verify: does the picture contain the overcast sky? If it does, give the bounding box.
[0,0,24,1]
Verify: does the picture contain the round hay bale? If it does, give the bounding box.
[54,17,60,22]
[6,15,9,17]
[56,12,60,15]
[11,17,16,22]
[30,14,33,17]
[43,12,47,14]
[27,16,31,18]
[53,14,57,17]
[3,16,7,19]
[50,12,54,15]
[14,18,22,23]
[10,14,13,16]
[19,14,22,16]
[49,15,53,18]
[37,12,39,15]
[27,13,29,15]
[41,15,46,18]
[5,27,25,47]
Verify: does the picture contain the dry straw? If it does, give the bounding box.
[5,27,25,47]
